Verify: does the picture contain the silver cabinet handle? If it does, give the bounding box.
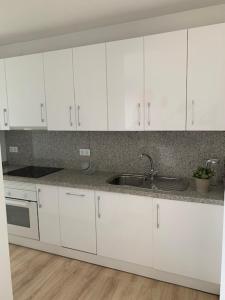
[3,108,8,127]
[77,105,81,127]
[192,100,194,126]
[40,103,45,123]
[156,204,160,229]
[138,103,141,126]
[147,102,151,126]
[97,196,101,218]
[69,106,73,127]
[66,192,85,197]
[37,188,42,208]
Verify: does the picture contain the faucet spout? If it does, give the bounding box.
[139,153,156,179]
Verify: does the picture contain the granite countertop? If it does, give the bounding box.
[3,165,224,206]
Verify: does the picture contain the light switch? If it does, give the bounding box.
[79,149,90,156]
[9,146,18,153]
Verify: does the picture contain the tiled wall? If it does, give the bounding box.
[5,131,225,179]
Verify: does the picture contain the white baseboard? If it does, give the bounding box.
[9,235,220,295]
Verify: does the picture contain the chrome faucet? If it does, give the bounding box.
[139,153,156,180]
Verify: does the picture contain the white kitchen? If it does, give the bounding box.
[0,1,225,300]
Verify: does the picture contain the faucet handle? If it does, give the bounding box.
[205,158,220,168]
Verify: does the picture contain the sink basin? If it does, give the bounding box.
[108,174,148,188]
[153,176,189,191]
[107,174,189,192]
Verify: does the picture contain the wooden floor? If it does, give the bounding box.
[10,244,219,300]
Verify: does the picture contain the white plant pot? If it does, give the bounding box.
[195,178,210,193]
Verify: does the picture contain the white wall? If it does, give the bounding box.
[0,149,13,300]
[0,4,224,58]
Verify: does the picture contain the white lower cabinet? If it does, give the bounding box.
[96,191,153,267]
[37,185,61,246]
[36,184,223,286]
[153,198,223,283]
[59,187,96,254]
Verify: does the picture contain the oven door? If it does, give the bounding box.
[6,198,39,240]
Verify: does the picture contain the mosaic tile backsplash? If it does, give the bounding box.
[5,131,225,180]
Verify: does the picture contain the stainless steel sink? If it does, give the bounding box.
[107,174,189,192]
[108,174,149,188]
[153,176,189,191]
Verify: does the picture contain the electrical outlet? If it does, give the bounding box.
[9,146,18,153]
[79,149,90,157]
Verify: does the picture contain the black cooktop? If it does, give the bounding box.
[5,166,63,178]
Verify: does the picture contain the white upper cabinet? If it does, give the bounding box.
[73,43,108,131]
[187,23,225,130]
[107,38,144,131]
[96,191,153,267]
[5,54,47,128]
[0,60,9,130]
[153,199,223,283]
[44,49,76,131]
[144,30,187,130]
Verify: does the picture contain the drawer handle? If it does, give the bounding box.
[66,192,85,197]
[69,106,73,127]
[147,102,151,126]
[156,204,160,229]
[3,108,8,126]
[37,188,42,208]
[77,105,81,127]
[97,196,101,218]
[40,103,45,123]
[192,100,194,126]
[138,103,141,126]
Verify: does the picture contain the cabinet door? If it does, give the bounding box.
[44,49,76,131]
[144,30,187,130]
[37,185,60,246]
[107,38,144,130]
[73,44,107,131]
[187,23,225,130]
[5,53,47,128]
[59,187,96,254]
[153,199,223,283]
[96,191,153,267]
[0,60,9,130]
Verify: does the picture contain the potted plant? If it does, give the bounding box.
[193,166,214,193]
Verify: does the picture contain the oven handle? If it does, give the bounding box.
[5,198,32,208]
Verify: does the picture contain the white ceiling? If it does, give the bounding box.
[0,0,224,45]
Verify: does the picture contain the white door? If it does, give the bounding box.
[0,60,9,130]
[37,185,61,246]
[73,43,107,131]
[144,30,187,130]
[0,150,13,300]
[220,191,225,298]
[187,23,225,130]
[153,198,223,283]
[5,53,47,128]
[107,38,144,131]
[96,191,153,267]
[59,187,96,254]
[44,49,76,131]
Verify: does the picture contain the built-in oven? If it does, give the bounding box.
[4,187,39,240]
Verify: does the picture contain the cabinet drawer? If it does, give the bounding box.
[4,188,37,201]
